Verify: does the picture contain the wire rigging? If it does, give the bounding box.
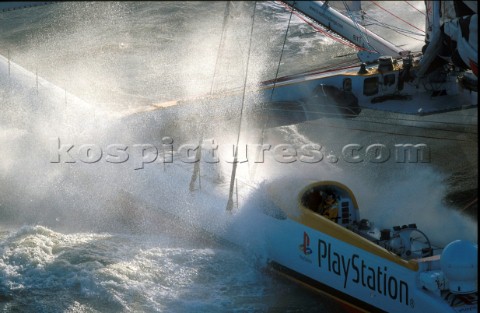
[190,2,233,192]
[370,0,425,33]
[210,1,231,95]
[226,1,257,211]
[276,1,372,52]
[343,1,375,51]
[404,0,426,16]
[270,8,293,101]
[362,15,425,39]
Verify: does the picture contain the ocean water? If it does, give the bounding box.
[0,2,477,313]
[0,224,343,312]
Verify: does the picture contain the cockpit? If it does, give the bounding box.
[300,183,434,260]
[301,184,357,226]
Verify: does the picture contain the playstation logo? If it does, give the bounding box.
[299,231,313,255]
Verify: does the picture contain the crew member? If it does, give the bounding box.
[320,192,339,222]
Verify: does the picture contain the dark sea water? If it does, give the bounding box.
[0,2,477,312]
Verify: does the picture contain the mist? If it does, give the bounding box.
[0,2,476,249]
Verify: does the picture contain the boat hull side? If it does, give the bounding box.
[265,218,459,313]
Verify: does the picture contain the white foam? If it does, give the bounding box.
[0,225,275,312]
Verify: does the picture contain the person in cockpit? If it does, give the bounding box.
[320,191,339,222]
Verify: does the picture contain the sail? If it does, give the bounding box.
[443,13,478,75]
[440,1,478,76]
[419,1,478,76]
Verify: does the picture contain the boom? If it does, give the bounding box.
[282,1,405,63]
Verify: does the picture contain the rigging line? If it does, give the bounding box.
[210,1,231,95]
[192,2,232,192]
[270,8,293,102]
[379,29,424,42]
[370,0,425,34]
[264,107,478,136]
[262,63,361,85]
[362,20,423,36]
[459,197,478,214]
[300,119,476,142]
[299,60,360,74]
[251,4,293,182]
[363,21,425,41]
[276,1,369,52]
[363,15,425,36]
[343,1,374,52]
[368,24,424,39]
[356,116,478,128]
[266,7,293,133]
[226,1,257,211]
[403,0,426,16]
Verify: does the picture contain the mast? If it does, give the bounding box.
[416,1,441,78]
[282,1,404,63]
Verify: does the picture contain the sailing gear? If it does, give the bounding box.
[443,14,478,76]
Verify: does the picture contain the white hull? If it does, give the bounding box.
[266,218,475,313]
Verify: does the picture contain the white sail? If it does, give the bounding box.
[443,14,478,75]
[420,1,478,76]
